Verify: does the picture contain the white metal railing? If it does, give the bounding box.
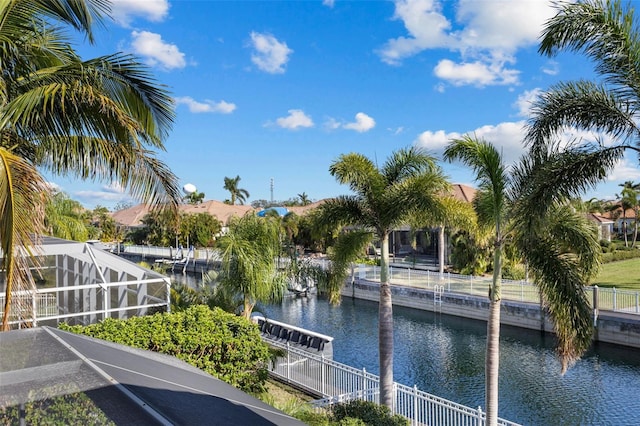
[0,278,169,328]
[120,246,640,315]
[123,245,222,262]
[267,339,520,426]
[355,264,640,315]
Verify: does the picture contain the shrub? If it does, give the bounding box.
[59,305,271,393]
[331,400,409,426]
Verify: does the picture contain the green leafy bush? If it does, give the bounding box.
[59,305,271,393]
[602,248,640,263]
[331,400,409,426]
[0,392,115,425]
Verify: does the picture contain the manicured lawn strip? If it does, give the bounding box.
[593,258,640,290]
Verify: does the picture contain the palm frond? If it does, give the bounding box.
[0,148,47,330]
[521,235,594,372]
[381,146,440,184]
[329,152,383,198]
[324,230,372,304]
[513,146,625,220]
[525,80,639,151]
[540,0,640,91]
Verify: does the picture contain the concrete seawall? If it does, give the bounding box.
[342,278,640,350]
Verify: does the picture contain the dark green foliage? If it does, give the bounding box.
[332,400,409,426]
[0,392,115,425]
[59,305,271,393]
[602,248,640,262]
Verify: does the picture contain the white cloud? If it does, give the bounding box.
[323,0,336,7]
[388,126,405,135]
[415,129,462,153]
[542,60,559,76]
[324,117,341,131]
[175,96,236,114]
[513,88,542,118]
[276,109,314,129]
[434,59,519,87]
[378,0,452,65]
[379,0,557,87]
[110,0,169,26]
[324,113,376,132]
[131,31,186,70]
[343,112,376,133]
[607,157,640,182]
[415,121,527,165]
[75,182,130,204]
[249,32,293,74]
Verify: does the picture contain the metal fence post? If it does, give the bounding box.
[32,294,37,327]
[477,406,484,426]
[287,342,291,382]
[636,292,639,314]
[613,287,617,311]
[362,367,367,397]
[321,354,326,396]
[593,285,599,327]
[413,385,418,426]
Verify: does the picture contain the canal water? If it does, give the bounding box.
[260,294,640,426]
[166,272,640,425]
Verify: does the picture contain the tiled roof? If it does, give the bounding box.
[450,184,477,203]
[111,200,325,228]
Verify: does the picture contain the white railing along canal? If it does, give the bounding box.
[266,339,520,426]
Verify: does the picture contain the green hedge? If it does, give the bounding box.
[59,305,271,393]
[332,400,409,426]
[602,248,640,263]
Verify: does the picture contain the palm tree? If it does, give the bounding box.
[445,135,601,425]
[298,192,310,205]
[318,146,449,410]
[619,182,639,247]
[185,190,205,205]
[443,137,508,425]
[216,213,287,320]
[223,175,250,205]
[44,192,89,241]
[0,1,181,330]
[526,0,640,233]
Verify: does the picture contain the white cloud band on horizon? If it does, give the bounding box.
[249,32,293,74]
[175,96,236,114]
[131,31,186,70]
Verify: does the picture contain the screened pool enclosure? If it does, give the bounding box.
[0,237,170,329]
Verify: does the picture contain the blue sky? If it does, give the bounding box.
[50,0,640,209]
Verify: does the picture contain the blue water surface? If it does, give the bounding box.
[261,294,640,426]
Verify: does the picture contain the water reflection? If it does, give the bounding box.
[261,294,640,426]
[166,272,640,425]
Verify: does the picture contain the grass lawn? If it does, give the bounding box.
[592,258,640,290]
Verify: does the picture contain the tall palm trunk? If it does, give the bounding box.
[379,232,394,409]
[485,243,503,426]
[243,296,255,320]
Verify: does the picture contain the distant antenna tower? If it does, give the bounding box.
[270,177,274,203]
